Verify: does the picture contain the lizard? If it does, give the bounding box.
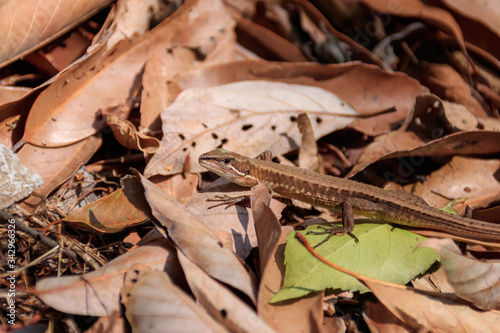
[198,148,500,244]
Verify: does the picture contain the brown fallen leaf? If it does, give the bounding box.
[439,0,500,63]
[407,156,500,213]
[62,188,148,233]
[347,131,424,178]
[122,269,226,333]
[18,135,102,210]
[352,131,500,179]
[140,47,198,132]
[22,0,235,147]
[145,80,360,176]
[420,238,500,311]
[420,62,487,118]
[104,114,160,154]
[178,251,276,333]
[36,239,183,317]
[0,0,114,68]
[136,171,258,303]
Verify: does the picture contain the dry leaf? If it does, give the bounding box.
[22,0,235,147]
[36,240,182,316]
[62,188,148,233]
[105,114,160,154]
[145,80,360,176]
[407,156,500,213]
[184,178,286,259]
[137,171,258,303]
[18,135,102,209]
[420,62,487,117]
[0,0,114,68]
[122,269,226,333]
[169,61,421,136]
[178,251,276,333]
[420,238,500,311]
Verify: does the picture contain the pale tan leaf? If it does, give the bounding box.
[122,270,226,333]
[0,0,114,68]
[178,251,276,333]
[105,114,160,154]
[22,0,235,147]
[106,0,174,50]
[420,238,500,311]
[184,179,286,259]
[36,240,182,316]
[167,61,421,136]
[145,80,360,176]
[137,172,258,303]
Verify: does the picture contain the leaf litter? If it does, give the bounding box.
[2,0,500,331]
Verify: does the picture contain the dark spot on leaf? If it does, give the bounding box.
[463,186,471,193]
[179,134,185,140]
[191,142,196,147]
[166,48,173,54]
[230,109,241,117]
[202,123,208,128]
[220,309,227,318]
[190,47,206,61]
[217,241,224,248]
[341,102,345,106]
[316,117,322,124]
[212,133,218,139]
[221,138,228,144]
[182,147,188,152]
[290,116,296,122]
[241,124,253,131]
[131,278,137,283]
[271,125,276,131]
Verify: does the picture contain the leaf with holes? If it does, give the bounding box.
[145,80,360,176]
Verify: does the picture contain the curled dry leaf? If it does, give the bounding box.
[105,114,160,154]
[439,0,500,62]
[145,80,360,176]
[62,188,148,233]
[122,270,226,333]
[137,171,258,303]
[419,238,500,311]
[36,240,182,317]
[22,0,235,147]
[0,0,114,68]
[178,251,276,333]
[420,62,487,118]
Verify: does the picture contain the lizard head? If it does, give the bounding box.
[198,149,258,187]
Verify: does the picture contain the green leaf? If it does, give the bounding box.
[270,223,439,303]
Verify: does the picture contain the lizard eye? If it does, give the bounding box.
[223,158,231,164]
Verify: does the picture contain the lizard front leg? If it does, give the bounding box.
[307,197,358,247]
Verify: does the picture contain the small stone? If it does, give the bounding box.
[0,144,43,209]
